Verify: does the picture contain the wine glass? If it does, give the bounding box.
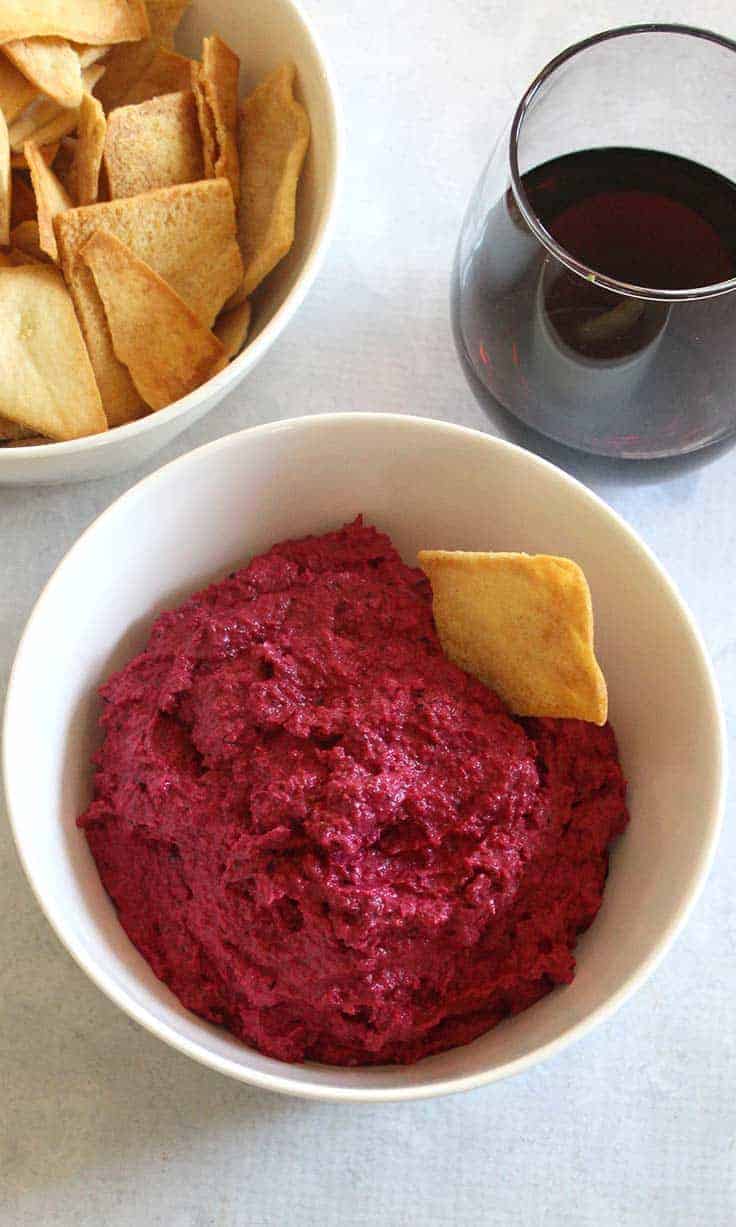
[452,25,736,459]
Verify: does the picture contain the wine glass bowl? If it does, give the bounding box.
[453,25,736,459]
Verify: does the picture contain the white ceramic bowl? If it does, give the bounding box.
[0,0,341,485]
[3,414,726,1101]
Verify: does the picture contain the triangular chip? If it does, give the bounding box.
[0,264,106,440]
[213,299,251,359]
[24,138,72,258]
[201,35,239,204]
[234,63,310,301]
[2,37,83,108]
[418,550,608,725]
[103,90,203,200]
[0,51,38,123]
[119,47,193,105]
[0,1,149,45]
[0,108,9,245]
[8,62,105,152]
[10,169,37,225]
[81,228,226,410]
[95,0,189,111]
[74,92,105,203]
[191,61,216,177]
[54,178,243,425]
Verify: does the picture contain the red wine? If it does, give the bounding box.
[452,146,736,456]
[526,147,736,360]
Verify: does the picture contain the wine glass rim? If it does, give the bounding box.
[509,23,736,302]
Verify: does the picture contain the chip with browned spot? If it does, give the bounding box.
[418,550,608,724]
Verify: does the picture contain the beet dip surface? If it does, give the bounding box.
[78,519,628,1066]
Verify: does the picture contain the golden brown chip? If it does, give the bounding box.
[418,550,608,725]
[190,61,216,177]
[8,62,105,151]
[81,228,226,411]
[2,37,83,108]
[9,169,37,225]
[54,178,243,425]
[0,51,38,123]
[213,299,251,360]
[119,47,193,105]
[0,1,150,45]
[0,263,106,440]
[24,137,72,258]
[103,90,203,199]
[0,108,9,245]
[201,35,239,205]
[74,92,105,204]
[94,0,189,111]
[9,217,50,261]
[234,63,310,301]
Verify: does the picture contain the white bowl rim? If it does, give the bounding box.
[0,0,343,464]
[3,413,728,1102]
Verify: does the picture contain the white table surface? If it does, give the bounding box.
[2,1,735,1223]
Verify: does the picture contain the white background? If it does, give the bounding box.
[2,1,735,1223]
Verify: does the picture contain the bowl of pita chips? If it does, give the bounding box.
[0,0,340,483]
[4,414,725,1100]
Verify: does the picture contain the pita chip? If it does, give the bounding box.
[0,264,106,440]
[201,35,239,203]
[0,50,39,122]
[213,299,251,359]
[0,1,150,45]
[24,138,72,258]
[191,61,216,177]
[95,0,190,111]
[0,108,9,245]
[103,90,203,199]
[418,550,608,724]
[74,92,105,203]
[54,178,243,424]
[81,229,226,410]
[8,62,106,152]
[119,47,193,105]
[2,37,83,108]
[234,63,309,300]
